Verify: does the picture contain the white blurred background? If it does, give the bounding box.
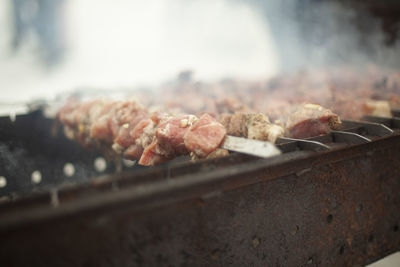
[0,0,278,102]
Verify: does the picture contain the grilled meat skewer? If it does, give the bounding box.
[58,99,341,166]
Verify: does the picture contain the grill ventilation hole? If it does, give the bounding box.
[368,235,374,242]
[0,176,6,188]
[327,214,333,224]
[63,163,75,177]
[123,159,136,167]
[94,157,107,172]
[31,170,42,184]
[356,204,363,213]
[339,245,345,255]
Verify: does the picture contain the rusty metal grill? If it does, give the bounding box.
[0,108,399,266]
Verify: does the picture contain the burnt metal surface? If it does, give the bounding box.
[0,110,145,197]
[0,133,399,266]
[0,110,399,266]
[362,115,400,129]
[340,119,394,137]
[277,137,330,151]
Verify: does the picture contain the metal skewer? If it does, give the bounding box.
[221,135,281,158]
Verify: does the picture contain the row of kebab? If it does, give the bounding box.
[57,67,400,166]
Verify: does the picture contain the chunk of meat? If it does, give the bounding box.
[205,148,229,159]
[327,99,365,121]
[59,99,109,147]
[114,110,149,148]
[113,118,155,160]
[363,100,392,118]
[245,113,285,143]
[219,112,284,143]
[90,116,113,142]
[57,98,80,127]
[133,119,156,150]
[155,115,198,156]
[89,100,146,143]
[267,125,286,143]
[184,114,227,157]
[138,140,170,166]
[219,113,246,137]
[89,101,120,142]
[123,144,144,160]
[108,101,146,140]
[286,104,341,139]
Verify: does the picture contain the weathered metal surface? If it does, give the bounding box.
[277,137,330,151]
[392,109,400,118]
[0,133,399,266]
[362,115,400,129]
[330,130,371,144]
[341,120,394,137]
[0,111,147,197]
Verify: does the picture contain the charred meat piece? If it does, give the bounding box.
[286,104,341,139]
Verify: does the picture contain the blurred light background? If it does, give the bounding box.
[1,0,399,103]
[0,0,278,102]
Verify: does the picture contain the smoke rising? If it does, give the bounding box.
[0,0,277,102]
[0,0,399,103]
[249,0,400,71]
